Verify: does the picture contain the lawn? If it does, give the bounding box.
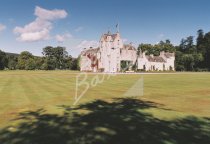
[0,71,210,144]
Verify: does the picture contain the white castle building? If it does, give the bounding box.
[80,30,175,72]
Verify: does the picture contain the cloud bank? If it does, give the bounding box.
[14,6,68,42]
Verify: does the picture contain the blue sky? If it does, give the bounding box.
[0,0,210,57]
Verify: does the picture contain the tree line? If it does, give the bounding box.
[0,46,79,70]
[138,29,210,71]
[1,29,210,71]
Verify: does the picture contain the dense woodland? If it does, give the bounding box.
[138,29,210,71]
[0,29,210,71]
[0,46,79,70]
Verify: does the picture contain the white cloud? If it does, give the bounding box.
[35,6,67,21]
[77,40,99,50]
[75,26,83,32]
[55,33,72,42]
[14,6,68,42]
[17,28,50,42]
[0,24,6,32]
[14,18,52,34]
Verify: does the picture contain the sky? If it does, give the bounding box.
[0,0,210,57]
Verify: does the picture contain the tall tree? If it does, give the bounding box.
[42,46,68,69]
[197,29,204,51]
[202,32,210,69]
[7,55,18,70]
[180,36,195,53]
[17,51,33,70]
[138,40,175,56]
[0,50,7,70]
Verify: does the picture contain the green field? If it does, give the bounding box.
[0,71,210,144]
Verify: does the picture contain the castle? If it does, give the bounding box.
[80,30,175,72]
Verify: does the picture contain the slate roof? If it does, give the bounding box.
[146,56,166,62]
[164,52,175,58]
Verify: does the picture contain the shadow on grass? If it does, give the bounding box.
[0,98,210,144]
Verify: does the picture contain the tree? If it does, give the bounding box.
[42,46,68,70]
[25,58,36,70]
[41,57,56,70]
[17,51,33,70]
[34,57,44,70]
[0,50,8,70]
[179,36,196,53]
[137,44,154,55]
[7,55,18,70]
[137,40,175,56]
[197,29,204,52]
[175,50,185,71]
[193,53,204,69]
[177,32,206,71]
[63,56,73,69]
[71,57,80,70]
[202,32,210,69]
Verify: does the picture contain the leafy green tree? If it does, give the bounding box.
[175,50,185,71]
[197,29,205,53]
[34,57,44,70]
[63,56,73,69]
[180,36,195,53]
[17,51,33,70]
[182,54,194,71]
[42,46,68,70]
[25,58,36,70]
[71,57,80,70]
[7,55,18,70]
[137,44,154,55]
[193,53,204,69]
[41,57,56,70]
[202,32,210,69]
[0,50,7,70]
[138,40,175,56]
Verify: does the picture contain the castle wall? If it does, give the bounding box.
[80,31,175,72]
[120,48,137,64]
[137,52,175,71]
[99,32,122,72]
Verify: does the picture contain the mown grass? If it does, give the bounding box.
[0,71,210,143]
[0,71,210,125]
